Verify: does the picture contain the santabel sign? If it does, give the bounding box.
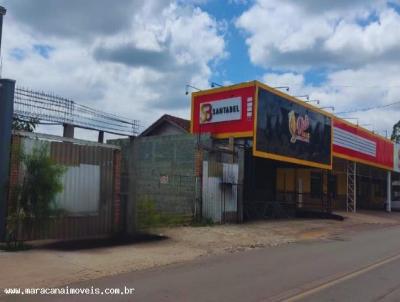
[199,97,242,124]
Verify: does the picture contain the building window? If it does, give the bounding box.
[311,172,323,199]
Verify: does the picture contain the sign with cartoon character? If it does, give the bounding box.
[288,110,310,143]
[253,84,332,169]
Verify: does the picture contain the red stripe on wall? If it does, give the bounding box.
[333,119,393,169]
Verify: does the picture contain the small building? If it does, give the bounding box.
[140,114,190,137]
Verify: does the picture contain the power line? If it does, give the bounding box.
[325,84,400,89]
[336,100,400,115]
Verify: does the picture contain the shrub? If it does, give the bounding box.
[6,146,66,248]
[136,197,188,229]
[136,197,162,229]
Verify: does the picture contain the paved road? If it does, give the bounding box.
[4,225,400,302]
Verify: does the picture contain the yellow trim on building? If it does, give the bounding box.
[252,83,260,161]
[190,80,393,172]
[190,92,195,134]
[212,131,253,139]
[253,149,332,170]
[191,81,256,97]
[333,152,392,171]
[254,81,334,118]
[252,81,333,170]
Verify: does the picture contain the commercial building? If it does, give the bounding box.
[191,81,399,222]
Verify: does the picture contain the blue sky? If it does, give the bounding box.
[199,0,266,85]
[198,0,400,89]
[198,0,328,87]
[2,0,400,138]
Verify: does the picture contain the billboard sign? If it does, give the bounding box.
[199,97,241,124]
[191,84,255,138]
[253,85,332,169]
[333,119,394,170]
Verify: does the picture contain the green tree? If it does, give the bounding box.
[6,146,66,247]
[391,120,400,143]
[12,118,39,132]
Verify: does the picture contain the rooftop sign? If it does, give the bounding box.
[191,83,255,138]
[253,83,332,170]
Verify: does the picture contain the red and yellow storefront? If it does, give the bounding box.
[191,81,397,220]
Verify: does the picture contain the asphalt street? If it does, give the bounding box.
[4,225,400,302]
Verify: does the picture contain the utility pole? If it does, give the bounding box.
[0,78,15,241]
[0,6,6,77]
[0,6,14,241]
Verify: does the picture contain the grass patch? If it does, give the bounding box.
[0,241,32,252]
[137,197,191,229]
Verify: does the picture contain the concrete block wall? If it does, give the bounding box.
[113,150,122,232]
[131,134,200,218]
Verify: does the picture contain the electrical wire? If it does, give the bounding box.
[336,100,400,115]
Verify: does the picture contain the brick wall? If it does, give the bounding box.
[194,149,203,177]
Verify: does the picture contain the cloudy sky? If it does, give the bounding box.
[1,0,400,138]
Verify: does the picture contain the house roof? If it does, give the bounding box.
[140,114,190,137]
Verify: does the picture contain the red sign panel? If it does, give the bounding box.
[191,85,255,138]
[333,119,393,169]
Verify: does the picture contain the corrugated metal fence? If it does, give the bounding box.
[8,131,121,241]
[202,160,239,223]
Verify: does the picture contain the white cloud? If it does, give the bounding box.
[324,9,400,63]
[262,73,305,89]
[261,64,400,134]
[3,0,400,139]
[240,0,400,135]
[1,0,226,137]
[236,0,400,70]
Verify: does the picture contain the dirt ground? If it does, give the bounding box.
[1,210,400,290]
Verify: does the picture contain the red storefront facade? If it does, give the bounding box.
[191,81,397,219]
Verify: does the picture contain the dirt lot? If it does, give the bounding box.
[1,211,400,290]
